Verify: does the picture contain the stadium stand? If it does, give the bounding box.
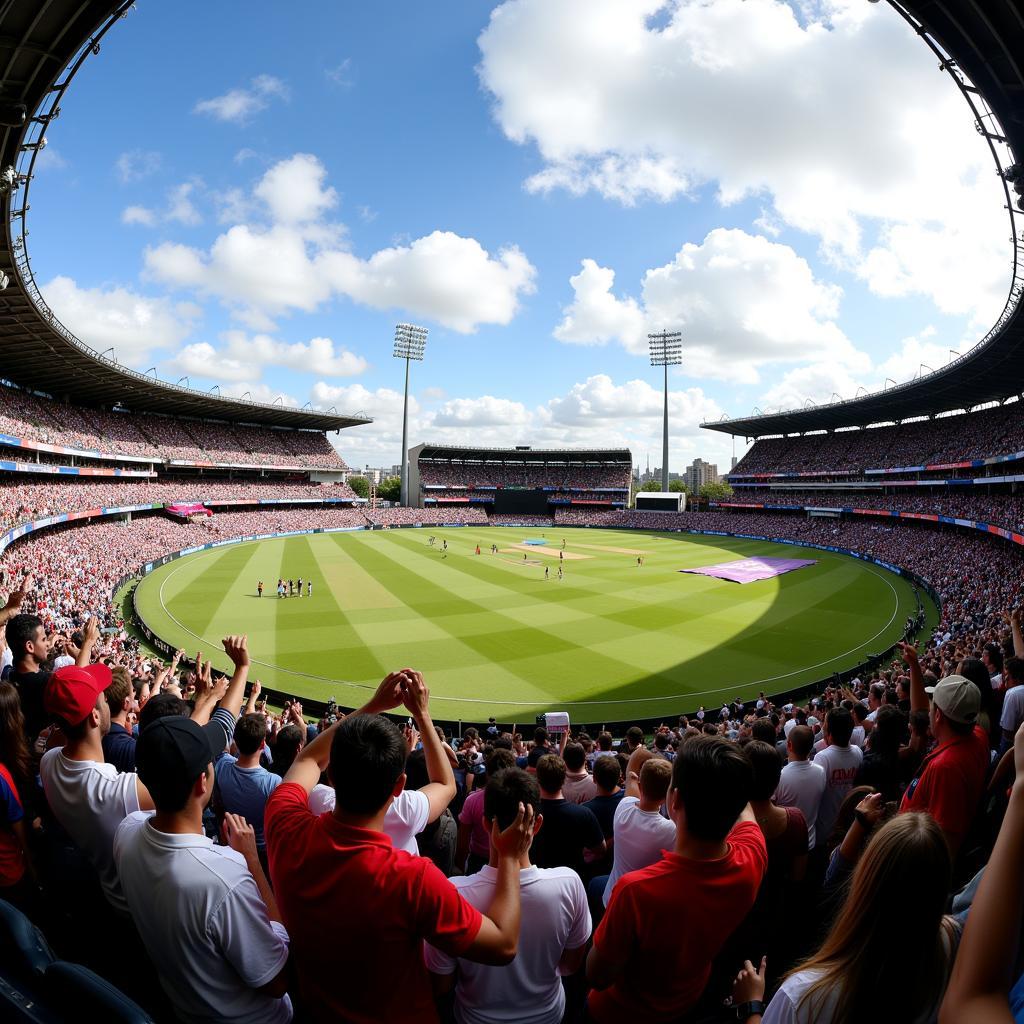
[0,381,351,470]
[727,402,1024,478]
[409,443,632,516]
[3,1,1024,1022]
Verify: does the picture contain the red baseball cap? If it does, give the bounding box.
[43,664,113,726]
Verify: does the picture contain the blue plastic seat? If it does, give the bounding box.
[43,961,154,1024]
[0,899,54,984]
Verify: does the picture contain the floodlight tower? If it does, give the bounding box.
[393,322,428,506]
[648,330,682,492]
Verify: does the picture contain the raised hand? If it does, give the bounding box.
[361,670,408,716]
[399,668,430,721]
[491,801,536,862]
[222,813,258,862]
[403,723,420,754]
[898,640,919,663]
[732,956,767,1006]
[1,572,33,617]
[81,615,100,644]
[221,634,250,668]
[855,791,885,829]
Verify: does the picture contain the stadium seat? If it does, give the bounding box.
[0,899,54,984]
[43,961,154,1024]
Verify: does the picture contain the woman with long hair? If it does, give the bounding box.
[0,680,39,910]
[757,812,959,1024]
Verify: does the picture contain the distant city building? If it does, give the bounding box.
[685,458,719,492]
[731,456,738,470]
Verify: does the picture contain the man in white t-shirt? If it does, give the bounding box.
[602,754,675,908]
[424,767,591,1024]
[116,716,291,1024]
[307,706,456,853]
[998,656,1024,751]
[773,726,826,850]
[39,663,154,915]
[810,707,863,844]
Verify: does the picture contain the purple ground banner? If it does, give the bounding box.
[680,557,818,584]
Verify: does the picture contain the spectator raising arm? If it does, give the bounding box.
[218,634,251,719]
[940,722,1024,1024]
[459,801,534,966]
[900,642,927,714]
[0,573,31,628]
[245,679,262,716]
[283,670,407,795]
[1005,609,1024,659]
[74,615,99,668]
[399,669,456,822]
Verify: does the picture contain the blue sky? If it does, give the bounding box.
[28,0,1010,472]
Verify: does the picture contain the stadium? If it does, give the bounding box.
[1,1,1024,1022]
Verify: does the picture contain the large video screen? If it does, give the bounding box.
[635,496,680,512]
[493,488,549,515]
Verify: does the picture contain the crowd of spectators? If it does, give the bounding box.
[365,506,489,527]
[420,464,631,491]
[724,489,1024,532]
[0,478,359,533]
[555,508,692,530]
[0,383,347,469]
[2,478,1024,1019]
[732,402,1024,476]
[2,567,1023,1020]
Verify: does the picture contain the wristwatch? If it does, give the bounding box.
[735,1000,765,1020]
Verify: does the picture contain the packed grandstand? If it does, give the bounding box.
[2,1,1024,1024]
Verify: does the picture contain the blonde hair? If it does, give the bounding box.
[788,813,955,1024]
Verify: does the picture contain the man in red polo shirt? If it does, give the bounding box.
[264,669,534,1024]
[899,643,989,858]
[586,735,766,1023]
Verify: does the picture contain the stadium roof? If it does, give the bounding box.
[413,443,632,464]
[704,0,1024,439]
[0,1,370,432]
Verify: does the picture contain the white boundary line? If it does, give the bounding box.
[143,532,906,708]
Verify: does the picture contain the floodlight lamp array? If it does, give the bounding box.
[393,322,428,361]
[648,330,683,366]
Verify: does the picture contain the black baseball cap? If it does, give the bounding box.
[137,716,223,809]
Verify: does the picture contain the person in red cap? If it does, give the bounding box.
[39,658,155,916]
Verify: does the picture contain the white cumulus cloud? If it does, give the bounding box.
[41,275,199,364]
[194,74,289,123]
[478,0,1008,321]
[168,331,368,384]
[144,155,537,333]
[556,228,864,383]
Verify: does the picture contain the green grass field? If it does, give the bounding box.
[132,526,934,723]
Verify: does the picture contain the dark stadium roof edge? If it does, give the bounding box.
[0,0,370,433]
[411,443,633,464]
[703,0,1024,440]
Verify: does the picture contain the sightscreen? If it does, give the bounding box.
[493,488,550,515]
[635,495,681,512]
